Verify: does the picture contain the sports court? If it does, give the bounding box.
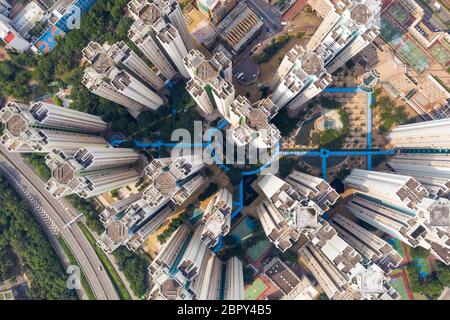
[244,276,269,300]
[230,216,256,243]
[396,37,430,73]
[385,2,416,29]
[430,41,450,66]
[35,26,65,54]
[390,273,410,300]
[34,0,97,54]
[246,238,272,263]
[381,3,431,73]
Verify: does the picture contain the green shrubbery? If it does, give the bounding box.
[157,211,189,244]
[113,247,151,297]
[373,93,408,133]
[255,35,292,64]
[406,248,450,299]
[66,195,104,234]
[22,153,52,181]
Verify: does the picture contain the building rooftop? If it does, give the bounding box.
[140,3,161,25]
[5,114,26,137]
[301,52,324,75]
[106,221,128,242]
[350,4,373,25]
[196,61,219,82]
[265,258,300,295]
[154,172,177,194]
[52,163,75,185]
[91,52,114,74]
[248,108,269,130]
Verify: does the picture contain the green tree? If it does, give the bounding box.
[0,175,77,299]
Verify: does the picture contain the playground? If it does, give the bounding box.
[244,276,270,300]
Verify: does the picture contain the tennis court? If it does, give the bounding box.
[380,17,405,47]
[385,2,416,29]
[430,41,450,66]
[246,238,272,262]
[244,277,269,300]
[380,15,430,73]
[397,37,430,73]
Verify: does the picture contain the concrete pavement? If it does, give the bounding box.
[0,146,119,300]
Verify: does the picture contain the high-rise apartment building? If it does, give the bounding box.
[300,221,399,300]
[148,224,244,300]
[157,0,194,52]
[128,0,192,79]
[98,155,205,253]
[189,249,222,300]
[271,45,332,112]
[187,250,243,300]
[228,96,281,148]
[197,0,236,25]
[178,225,209,281]
[345,193,450,265]
[44,147,140,199]
[143,155,206,209]
[223,257,244,300]
[0,102,108,154]
[148,224,197,300]
[108,41,165,91]
[183,49,234,116]
[345,194,428,247]
[330,214,403,272]
[387,119,450,149]
[307,0,381,74]
[201,188,232,248]
[344,169,429,210]
[98,195,174,252]
[255,175,326,252]
[82,41,164,118]
[388,154,450,198]
[286,170,340,211]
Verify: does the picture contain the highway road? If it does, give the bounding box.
[0,146,119,300]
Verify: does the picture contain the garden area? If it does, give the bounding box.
[372,91,409,134]
[255,34,292,64]
[401,247,450,300]
[318,108,350,150]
